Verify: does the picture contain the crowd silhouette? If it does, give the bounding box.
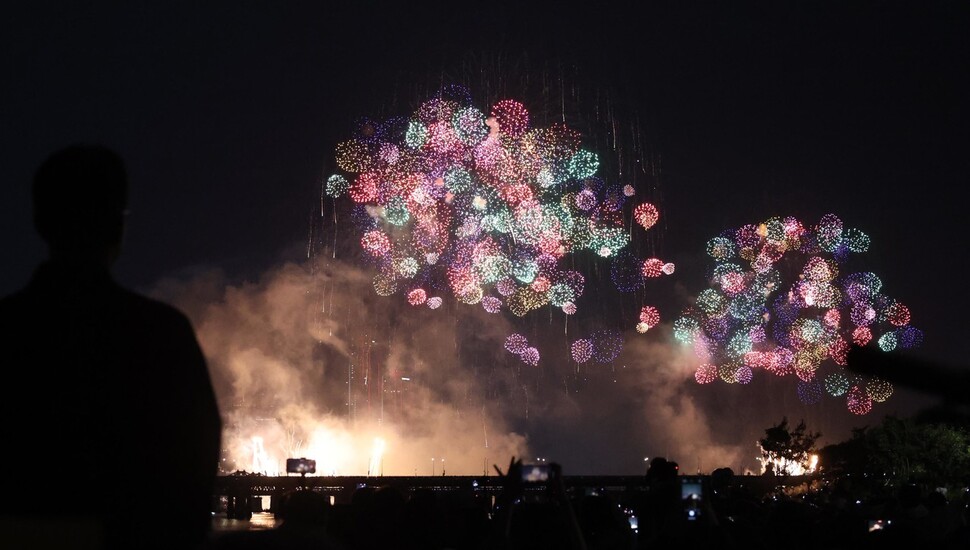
[207,457,970,550]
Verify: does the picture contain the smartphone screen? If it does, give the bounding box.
[521,464,550,483]
[868,519,889,532]
[681,478,702,500]
[681,477,702,521]
[285,458,316,474]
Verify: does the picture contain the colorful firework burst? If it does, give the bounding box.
[675,214,921,414]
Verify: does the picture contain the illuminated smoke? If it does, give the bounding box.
[619,332,747,473]
[152,258,527,475]
[151,257,784,475]
[368,437,386,476]
[155,254,918,476]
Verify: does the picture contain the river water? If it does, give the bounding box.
[211,511,280,532]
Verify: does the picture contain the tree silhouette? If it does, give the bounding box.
[822,415,970,487]
[758,417,821,475]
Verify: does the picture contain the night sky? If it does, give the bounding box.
[3,2,968,473]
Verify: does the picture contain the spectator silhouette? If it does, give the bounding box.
[638,458,735,550]
[0,145,222,549]
[639,457,679,544]
[401,487,438,549]
[576,493,634,550]
[491,457,588,550]
[880,483,931,544]
[351,484,407,550]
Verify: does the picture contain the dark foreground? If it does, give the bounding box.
[205,472,970,550]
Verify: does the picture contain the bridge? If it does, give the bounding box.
[213,473,819,520]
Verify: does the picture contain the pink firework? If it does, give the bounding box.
[633,203,659,230]
[505,333,528,355]
[642,258,664,278]
[571,339,593,363]
[407,289,427,306]
[481,296,502,313]
[520,347,540,366]
[490,99,529,138]
[695,364,717,384]
[639,306,660,328]
[361,230,391,257]
[847,385,873,415]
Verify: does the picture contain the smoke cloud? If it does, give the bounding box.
[152,257,529,476]
[152,252,896,476]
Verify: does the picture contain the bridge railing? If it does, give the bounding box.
[214,473,819,501]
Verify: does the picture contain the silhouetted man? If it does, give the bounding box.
[0,145,222,549]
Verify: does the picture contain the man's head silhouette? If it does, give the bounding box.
[32,144,128,266]
[3,145,222,550]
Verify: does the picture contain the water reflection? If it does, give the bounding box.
[211,512,280,532]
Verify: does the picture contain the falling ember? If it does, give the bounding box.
[250,436,273,474]
[368,437,386,476]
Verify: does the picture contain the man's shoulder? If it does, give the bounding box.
[0,289,25,306]
[0,288,35,318]
[116,287,196,328]
[0,276,198,336]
